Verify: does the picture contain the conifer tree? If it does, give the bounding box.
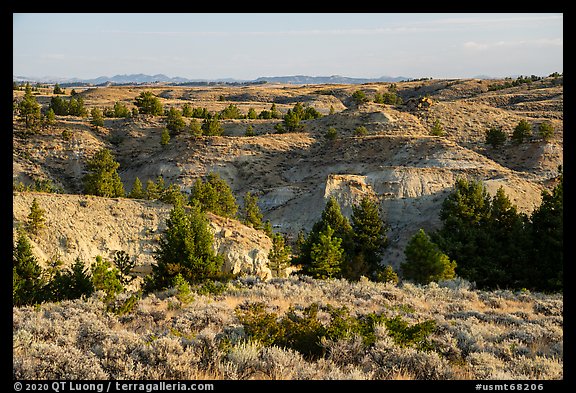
[83,148,125,197]
[26,198,46,236]
[308,225,344,279]
[241,192,263,229]
[268,233,292,277]
[13,230,45,306]
[128,177,145,199]
[147,204,223,290]
[402,229,456,284]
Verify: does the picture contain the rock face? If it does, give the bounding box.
[12,192,272,281]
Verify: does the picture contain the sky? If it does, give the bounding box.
[13,13,563,80]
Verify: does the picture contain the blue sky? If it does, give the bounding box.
[13,13,563,80]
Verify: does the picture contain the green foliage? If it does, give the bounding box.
[511,120,532,144]
[90,107,104,128]
[113,101,131,118]
[201,114,223,136]
[173,273,194,303]
[374,265,399,285]
[268,233,292,277]
[134,91,163,115]
[236,302,436,360]
[18,83,41,129]
[13,230,45,306]
[26,198,46,236]
[402,229,456,284]
[113,250,136,285]
[43,108,56,128]
[182,103,193,118]
[283,109,302,132]
[160,128,171,147]
[324,127,338,141]
[354,126,368,137]
[431,177,562,291]
[308,225,344,279]
[374,91,403,105]
[241,192,263,229]
[147,204,223,291]
[349,197,388,280]
[48,257,94,301]
[485,126,507,148]
[159,183,186,207]
[351,90,368,105]
[220,104,243,119]
[166,107,186,135]
[528,173,563,291]
[244,125,255,136]
[83,148,125,197]
[189,172,238,218]
[297,197,353,276]
[91,255,124,303]
[188,118,202,137]
[247,108,258,120]
[53,83,65,94]
[538,121,554,142]
[429,118,445,137]
[128,177,145,199]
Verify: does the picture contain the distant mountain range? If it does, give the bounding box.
[13,73,412,85]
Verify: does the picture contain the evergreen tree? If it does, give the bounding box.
[308,225,344,279]
[134,91,163,115]
[113,101,131,118]
[402,229,456,284]
[348,197,388,280]
[268,233,292,278]
[247,108,258,119]
[189,173,238,218]
[49,257,94,301]
[298,197,353,275]
[83,148,125,197]
[26,198,46,236]
[161,128,171,147]
[145,179,161,200]
[241,192,263,229]
[538,121,554,142]
[90,107,104,129]
[511,119,532,144]
[201,114,223,136]
[159,183,186,207]
[13,230,45,306]
[147,204,223,290]
[91,255,124,303]
[166,107,186,135]
[528,173,563,291]
[189,118,202,137]
[182,103,193,118]
[18,83,41,129]
[430,119,445,136]
[53,83,65,95]
[44,108,56,128]
[245,125,255,136]
[128,177,145,199]
[485,126,507,148]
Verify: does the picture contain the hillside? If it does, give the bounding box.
[13,76,563,270]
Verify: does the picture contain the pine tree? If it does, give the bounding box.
[161,128,171,147]
[166,107,186,135]
[83,148,125,197]
[90,107,104,129]
[13,230,45,306]
[511,120,532,144]
[308,225,344,279]
[134,91,163,115]
[18,83,41,129]
[241,192,263,229]
[49,257,94,301]
[268,233,292,277]
[26,198,46,236]
[402,229,456,284]
[189,173,238,218]
[128,177,145,199]
[147,204,223,290]
[348,197,388,280]
[91,255,124,303]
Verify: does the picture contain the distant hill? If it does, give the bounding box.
[254,75,410,84]
[13,73,410,85]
